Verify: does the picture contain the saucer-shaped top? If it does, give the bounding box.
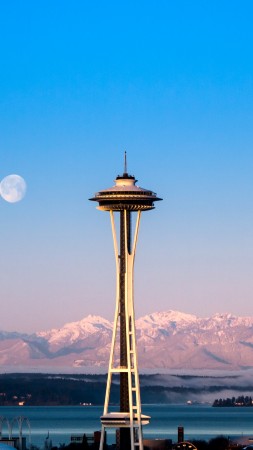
[90,172,162,211]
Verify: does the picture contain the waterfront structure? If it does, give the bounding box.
[90,155,161,450]
[0,416,31,450]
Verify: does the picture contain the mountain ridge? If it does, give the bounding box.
[1,310,253,371]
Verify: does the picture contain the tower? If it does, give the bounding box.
[90,155,161,450]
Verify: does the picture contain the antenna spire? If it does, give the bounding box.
[124,151,127,174]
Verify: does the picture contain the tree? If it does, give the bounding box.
[208,436,229,450]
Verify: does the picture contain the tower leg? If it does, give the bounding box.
[99,426,105,450]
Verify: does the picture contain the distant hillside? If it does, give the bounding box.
[1,311,253,371]
[1,372,253,405]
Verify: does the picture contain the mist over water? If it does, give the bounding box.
[140,369,253,403]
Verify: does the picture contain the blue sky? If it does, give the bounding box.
[1,1,253,332]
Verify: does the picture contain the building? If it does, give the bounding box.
[90,155,161,450]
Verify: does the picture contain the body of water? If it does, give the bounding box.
[1,405,253,447]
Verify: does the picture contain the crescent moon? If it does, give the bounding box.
[0,174,27,203]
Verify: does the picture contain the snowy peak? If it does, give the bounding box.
[37,315,113,347]
[202,313,253,331]
[136,310,198,340]
[137,310,197,327]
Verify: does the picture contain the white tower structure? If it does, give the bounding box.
[90,155,161,450]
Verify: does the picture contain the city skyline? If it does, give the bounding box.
[1,1,253,333]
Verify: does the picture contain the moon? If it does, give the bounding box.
[0,174,27,203]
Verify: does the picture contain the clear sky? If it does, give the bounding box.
[1,1,253,333]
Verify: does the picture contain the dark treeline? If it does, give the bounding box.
[213,395,253,407]
[1,373,253,407]
[0,373,106,406]
[0,373,212,406]
[0,373,232,406]
[189,436,230,450]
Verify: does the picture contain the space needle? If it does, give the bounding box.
[90,154,162,450]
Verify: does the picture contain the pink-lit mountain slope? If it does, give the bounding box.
[1,311,253,370]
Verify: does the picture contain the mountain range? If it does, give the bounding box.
[1,310,253,371]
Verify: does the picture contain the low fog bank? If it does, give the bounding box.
[140,369,253,404]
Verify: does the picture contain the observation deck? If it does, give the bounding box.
[90,172,162,211]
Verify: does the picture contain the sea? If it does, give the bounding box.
[1,404,253,448]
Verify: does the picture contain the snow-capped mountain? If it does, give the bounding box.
[1,311,253,371]
[37,315,113,350]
